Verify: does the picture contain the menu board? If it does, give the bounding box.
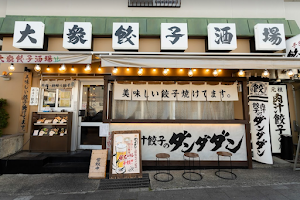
[109,130,142,179]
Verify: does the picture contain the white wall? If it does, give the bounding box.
[0,0,286,18]
[0,0,7,17]
[285,2,300,28]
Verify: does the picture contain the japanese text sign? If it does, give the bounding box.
[29,87,39,106]
[112,23,139,50]
[286,34,300,57]
[0,54,92,64]
[109,130,142,179]
[63,22,92,49]
[161,23,188,50]
[207,23,237,51]
[268,85,291,153]
[254,24,286,51]
[40,80,75,89]
[249,81,273,164]
[110,124,247,161]
[13,21,45,49]
[114,83,239,102]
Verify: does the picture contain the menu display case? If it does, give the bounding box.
[30,112,72,152]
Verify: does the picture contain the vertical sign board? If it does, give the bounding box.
[19,71,33,133]
[109,130,142,179]
[286,34,300,57]
[88,149,108,179]
[249,81,273,164]
[268,85,292,153]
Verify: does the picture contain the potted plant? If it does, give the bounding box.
[0,98,9,137]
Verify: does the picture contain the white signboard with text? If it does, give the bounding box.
[161,23,188,50]
[207,23,237,50]
[110,123,247,161]
[112,23,139,50]
[286,34,300,57]
[63,22,92,49]
[254,24,286,51]
[13,21,45,49]
[249,81,273,164]
[268,85,292,153]
[114,83,238,102]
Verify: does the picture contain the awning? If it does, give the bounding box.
[100,54,300,69]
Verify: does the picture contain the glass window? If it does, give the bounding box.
[43,89,56,107]
[58,89,72,107]
[81,85,104,122]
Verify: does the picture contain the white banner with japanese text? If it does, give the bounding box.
[110,123,247,161]
[0,54,92,64]
[114,82,238,102]
[268,85,292,153]
[40,80,75,89]
[249,81,273,164]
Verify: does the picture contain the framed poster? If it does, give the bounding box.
[109,130,142,179]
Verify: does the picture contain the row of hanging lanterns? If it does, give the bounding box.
[6,63,296,78]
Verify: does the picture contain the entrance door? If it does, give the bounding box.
[78,80,105,149]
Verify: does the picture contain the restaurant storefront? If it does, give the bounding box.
[1,15,300,170]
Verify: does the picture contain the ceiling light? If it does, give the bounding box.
[188,68,193,77]
[71,65,75,71]
[113,67,118,74]
[127,67,129,71]
[8,63,15,72]
[238,69,245,77]
[287,69,294,77]
[34,64,41,72]
[262,69,269,78]
[85,64,91,72]
[206,69,209,72]
[59,64,66,71]
[163,68,168,76]
[138,67,143,76]
[193,69,196,72]
[213,69,218,77]
[153,68,156,72]
[46,65,50,71]
[98,66,101,71]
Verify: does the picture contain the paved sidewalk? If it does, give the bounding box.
[0,158,299,200]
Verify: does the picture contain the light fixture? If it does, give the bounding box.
[8,63,15,72]
[59,64,66,71]
[113,67,118,74]
[34,64,41,72]
[85,64,91,72]
[206,69,209,72]
[98,65,101,71]
[167,69,169,72]
[287,69,294,77]
[137,67,143,76]
[46,65,50,71]
[193,69,196,72]
[238,69,245,77]
[153,68,156,72]
[180,68,183,72]
[71,65,75,71]
[262,69,269,78]
[276,78,281,82]
[218,69,222,72]
[213,69,218,77]
[126,67,129,71]
[163,68,168,76]
[188,68,193,77]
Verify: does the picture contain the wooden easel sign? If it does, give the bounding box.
[109,130,142,179]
